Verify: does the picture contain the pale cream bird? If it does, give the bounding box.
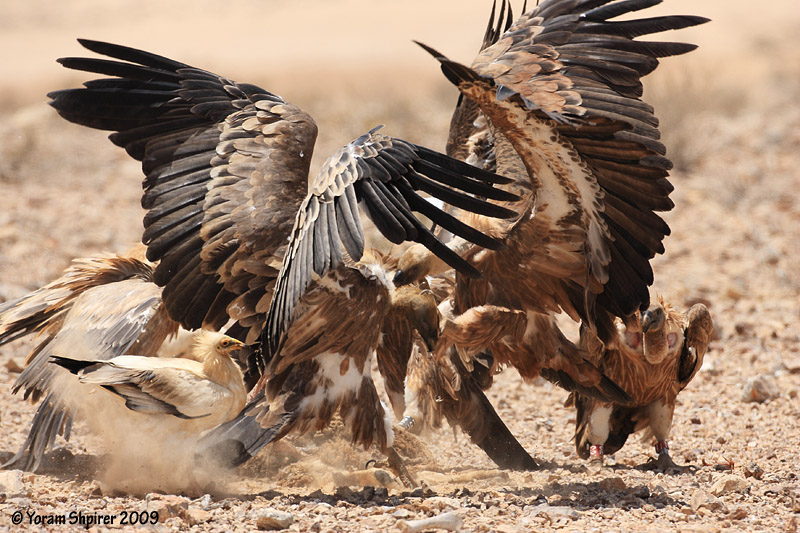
[50,330,247,430]
[568,298,714,471]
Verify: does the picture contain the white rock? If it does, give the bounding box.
[256,509,294,530]
[710,475,749,496]
[528,503,580,520]
[0,470,25,497]
[742,375,780,403]
[398,511,463,533]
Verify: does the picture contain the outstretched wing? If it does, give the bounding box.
[48,39,316,344]
[263,128,519,359]
[446,0,517,167]
[0,251,177,471]
[419,0,708,328]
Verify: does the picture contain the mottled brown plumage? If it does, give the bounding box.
[393,0,706,469]
[0,249,180,471]
[48,39,518,350]
[569,298,714,469]
[404,0,708,332]
[46,39,525,480]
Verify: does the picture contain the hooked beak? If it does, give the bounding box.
[393,269,409,286]
[223,338,246,353]
[420,329,438,353]
[641,307,663,334]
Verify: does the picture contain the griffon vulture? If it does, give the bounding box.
[393,0,707,464]
[568,299,713,470]
[0,248,180,471]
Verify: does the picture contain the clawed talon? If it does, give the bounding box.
[365,459,378,469]
[637,453,693,473]
[386,446,418,488]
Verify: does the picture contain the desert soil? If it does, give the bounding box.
[1,1,799,531]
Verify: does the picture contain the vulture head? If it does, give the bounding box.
[193,330,246,361]
[640,301,684,365]
[391,285,441,352]
[393,244,448,286]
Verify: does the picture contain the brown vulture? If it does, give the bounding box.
[568,298,713,470]
[0,248,181,471]
[42,39,519,482]
[392,0,708,465]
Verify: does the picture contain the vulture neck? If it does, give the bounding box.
[202,353,240,386]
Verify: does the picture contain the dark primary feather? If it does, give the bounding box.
[262,129,520,360]
[417,0,708,326]
[50,40,520,351]
[48,39,311,344]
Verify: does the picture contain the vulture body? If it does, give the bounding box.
[44,39,519,481]
[569,299,713,470]
[393,0,707,464]
[51,330,247,431]
[0,249,179,472]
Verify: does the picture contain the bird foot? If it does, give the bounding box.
[386,446,418,489]
[637,452,694,474]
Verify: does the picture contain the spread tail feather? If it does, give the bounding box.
[2,392,73,472]
[198,390,291,467]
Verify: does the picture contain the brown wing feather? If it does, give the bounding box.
[0,251,178,471]
[418,1,708,325]
[262,129,519,360]
[49,40,314,344]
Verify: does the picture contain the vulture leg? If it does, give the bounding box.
[367,443,419,488]
[637,400,691,473]
[586,404,614,463]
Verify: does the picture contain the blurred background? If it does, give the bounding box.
[1,0,799,302]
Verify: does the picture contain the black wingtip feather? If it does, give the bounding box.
[49,356,94,375]
[76,38,189,71]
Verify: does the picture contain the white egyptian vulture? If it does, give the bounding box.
[50,330,247,430]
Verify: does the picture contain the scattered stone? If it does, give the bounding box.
[255,509,294,530]
[392,508,413,519]
[398,511,463,533]
[187,508,212,525]
[744,462,764,480]
[631,485,651,500]
[742,375,780,403]
[728,507,748,520]
[598,477,626,491]
[147,494,190,521]
[690,490,727,513]
[710,475,748,497]
[423,496,461,511]
[4,358,23,373]
[528,503,580,520]
[0,470,25,497]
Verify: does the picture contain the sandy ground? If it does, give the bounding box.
[1,1,800,531]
